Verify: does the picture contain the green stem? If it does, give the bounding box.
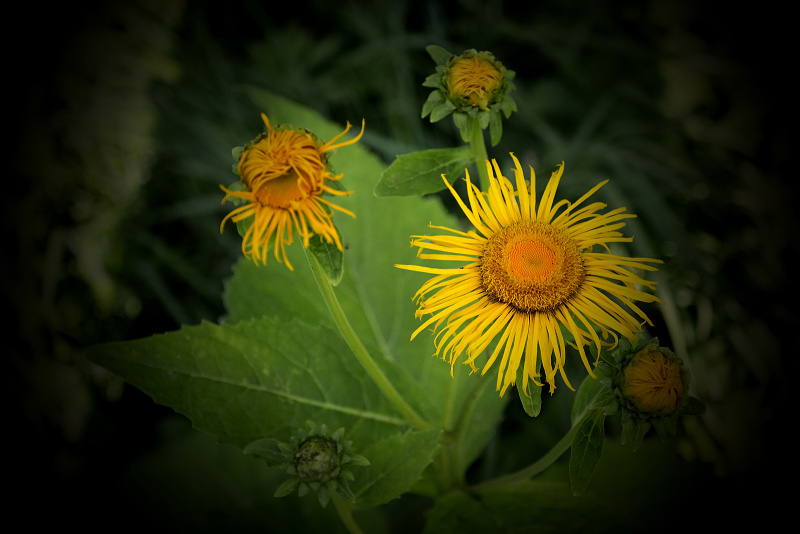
[330,491,364,534]
[470,412,588,493]
[304,247,431,431]
[468,116,491,192]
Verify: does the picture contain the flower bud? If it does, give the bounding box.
[619,347,687,415]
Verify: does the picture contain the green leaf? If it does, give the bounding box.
[569,408,606,496]
[307,231,344,286]
[515,363,542,418]
[570,374,607,424]
[374,146,473,197]
[86,317,408,454]
[352,429,442,508]
[425,44,453,65]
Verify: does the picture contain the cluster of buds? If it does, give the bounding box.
[421,46,517,146]
[245,422,369,507]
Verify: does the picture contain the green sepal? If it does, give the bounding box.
[428,97,456,123]
[274,477,301,498]
[452,111,473,143]
[489,111,503,147]
[620,413,651,452]
[515,359,542,417]
[426,44,453,66]
[679,395,707,416]
[374,146,473,197]
[569,408,606,496]
[242,437,286,464]
[422,70,444,89]
[306,230,344,286]
[421,90,445,118]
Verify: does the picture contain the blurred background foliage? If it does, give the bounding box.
[7,0,793,531]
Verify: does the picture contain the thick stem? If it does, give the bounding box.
[470,412,588,493]
[304,247,431,431]
[330,491,364,534]
[469,116,491,192]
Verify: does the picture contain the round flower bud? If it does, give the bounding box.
[617,346,689,416]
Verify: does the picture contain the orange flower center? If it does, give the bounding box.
[239,128,327,209]
[480,221,584,311]
[253,170,310,209]
[624,351,684,413]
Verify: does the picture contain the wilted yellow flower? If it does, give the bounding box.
[220,114,364,270]
[397,154,663,396]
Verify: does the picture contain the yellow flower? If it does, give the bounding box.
[220,114,364,270]
[448,55,502,110]
[621,349,685,414]
[396,154,663,396]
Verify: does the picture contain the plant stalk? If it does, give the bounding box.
[470,412,588,493]
[469,116,491,192]
[304,247,431,431]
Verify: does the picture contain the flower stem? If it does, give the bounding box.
[331,491,364,534]
[469,116,491,192]
[304,247,431,431]
[470,412,588,493]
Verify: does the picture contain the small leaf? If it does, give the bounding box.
[374,146,473,197]
[516,363,542,417]
[306,231,344,286]
[571,374,607,424]
[426,44,453,65]
[569,408,606,496]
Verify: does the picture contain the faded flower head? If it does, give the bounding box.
[219,113,364,270]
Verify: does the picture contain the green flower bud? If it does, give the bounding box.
[295,436,340,484]
[421,45,517,146]
[246,422,370,508]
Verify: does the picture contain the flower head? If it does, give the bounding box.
[220,113,364,270]
[422,47,517,146]
[447,54,503,110]
[620,348,685,414]
[396,154,664,396]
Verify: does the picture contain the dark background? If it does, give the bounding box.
[7,0,794,531]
